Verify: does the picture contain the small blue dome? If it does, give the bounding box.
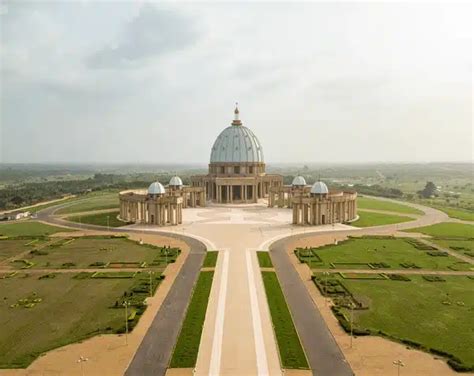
[292,176,307,186]
[148,181,166,195]
[169,176,183,187]
[311,181,329,195]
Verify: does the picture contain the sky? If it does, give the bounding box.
[0,1,472,164]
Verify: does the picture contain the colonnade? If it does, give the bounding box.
[292,195,357,225]
[119,194,183,226]
[268,187,308,208]
[215,184,258,204]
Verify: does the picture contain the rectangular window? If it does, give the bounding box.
[234,166,240,174]
[249,166,254,174]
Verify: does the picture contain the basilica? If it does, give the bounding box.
[118,105,357,226]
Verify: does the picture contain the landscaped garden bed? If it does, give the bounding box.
[312,272,474,372]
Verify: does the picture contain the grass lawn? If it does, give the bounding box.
[0,221,74,237]
[299,237,473,271]
[337,275,474,370]
[261,271,308,369]
[404,222,474,238]
[55,191,119,215]
[358,196,423,215]
[257,251,273,267]
[0,273,140,368]
[20,237,177,270]
[67,211,125,227]
[432,206,474,222]
[202,251,218,267]
[170,271,214,368]
[352,211,414,228]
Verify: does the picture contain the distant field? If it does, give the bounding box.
[358,196,423,215]
[0,273,137,368]
[336,275,474,371]
[170,271,214,368]
[55,192,119,215]
[297,237,472,271]
[0,221,74,237]
[261,271,308,369]
[67,211,125,227]
[405,223,474,238]
[352,211,413,228]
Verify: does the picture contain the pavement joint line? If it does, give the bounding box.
[246,249,271,376]
[208,249,229,376]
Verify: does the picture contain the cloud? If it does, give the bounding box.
[86,4,198,69]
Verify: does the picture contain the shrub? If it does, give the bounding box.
[427,251,448,257]
[29,249,49,256]
[388,274,411,282]
[422,275,446,282]
[330,306,371,336]
[89,261,106,267]
[38,273,56,280]
[73,272,91,279]
[399,262,421,269]
[448,359,474,372]
[368,262,390,269]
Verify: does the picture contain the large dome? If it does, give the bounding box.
[210,106,264,163]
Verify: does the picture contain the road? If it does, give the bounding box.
[33,197,462,376]
[37,203,207,376]
[271,235,354,376]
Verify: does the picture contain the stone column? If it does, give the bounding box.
[171,205,177,225]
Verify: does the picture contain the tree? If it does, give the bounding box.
[418,182,437,198]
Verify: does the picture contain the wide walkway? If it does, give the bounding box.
[132,206,355,376]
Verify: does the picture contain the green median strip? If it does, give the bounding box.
[202,251,218,267]
[257,251,273,268]
[169,270,214,368]
[261,271,309,369]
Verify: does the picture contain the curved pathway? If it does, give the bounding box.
[36,203,208,376]
[32,196,459,376]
